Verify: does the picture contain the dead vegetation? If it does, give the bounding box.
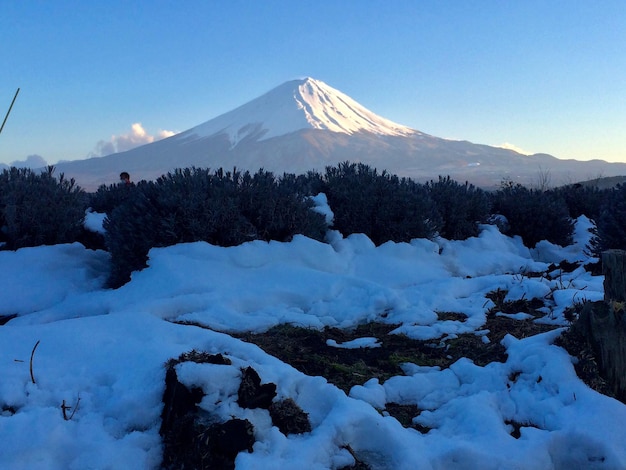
[237,303,561,395]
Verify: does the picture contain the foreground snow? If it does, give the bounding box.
[1,216,624,469]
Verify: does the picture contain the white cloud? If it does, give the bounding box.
[10,154,48,168]
[90,123,177,157]
[156,129,176,139]
[498,142,532,155]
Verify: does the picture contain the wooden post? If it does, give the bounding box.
[603,249,626,303]
[576,301,626,402]
[576,250,626,402]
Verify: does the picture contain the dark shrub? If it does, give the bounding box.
[104,167,327,287]
[104,184,164,287]
[238,170,327,243]
[553,184,609,221]
[592,184,626,252]
[278,170,325,197]
[426,176,491,240]
[0,166,87,249]
[150,168,254,248]
[88,182,137,214]
[320,162,440,244]
[490,182,573,247]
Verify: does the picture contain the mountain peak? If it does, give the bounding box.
[184,77,417,145]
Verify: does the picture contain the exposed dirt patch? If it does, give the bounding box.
[237,313,560,394]
[441,311,559,365]
[239,322,449,393]
[383,403,431,433]
[436,311,467,322]
[485,288,547,318]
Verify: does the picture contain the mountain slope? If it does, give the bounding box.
[54,78,626,190]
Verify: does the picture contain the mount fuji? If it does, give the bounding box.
[54,78,626,190]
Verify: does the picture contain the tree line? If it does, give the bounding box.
[1,163,623,287]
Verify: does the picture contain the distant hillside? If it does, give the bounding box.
[576,175,626,189]
[50,78,626,191]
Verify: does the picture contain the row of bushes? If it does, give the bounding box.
[2,164,626,287]
[102,168,329,287]
[0,167,87,250]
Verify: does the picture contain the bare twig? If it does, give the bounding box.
[29,340,40,384]
[61,396,81,421]
[0,88,20,136]
[69,396,81,420]
[61,400,71,420]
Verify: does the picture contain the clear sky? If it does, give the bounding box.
[1,0,625,166]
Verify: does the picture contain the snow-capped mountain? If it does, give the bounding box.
[54,78,626,190]
[184,78,417,145]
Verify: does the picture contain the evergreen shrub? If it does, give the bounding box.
[553,184,608,221]
[426,176,491,240]
[490,182,573,247]
[89,182,137,214]
[104,167,327,287]
[592,184,626,252]
[0,166,87,249]
[320,162,441,244]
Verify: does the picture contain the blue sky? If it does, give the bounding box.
[1,0,625,166]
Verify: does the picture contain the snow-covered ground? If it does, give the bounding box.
[1,208,624,469]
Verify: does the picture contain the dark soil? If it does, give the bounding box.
[383,403,431,433]
[239,322,442,394]
[237,309,560,394]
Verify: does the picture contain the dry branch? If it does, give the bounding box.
[29,340,40,384]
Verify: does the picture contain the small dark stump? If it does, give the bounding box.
[160,367,204,435]
[603,250,626,302]
[572,301,626,403]
[565,250,626,404]
[237,366,277,409]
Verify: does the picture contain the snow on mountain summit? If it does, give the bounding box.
[185,77,417,145]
